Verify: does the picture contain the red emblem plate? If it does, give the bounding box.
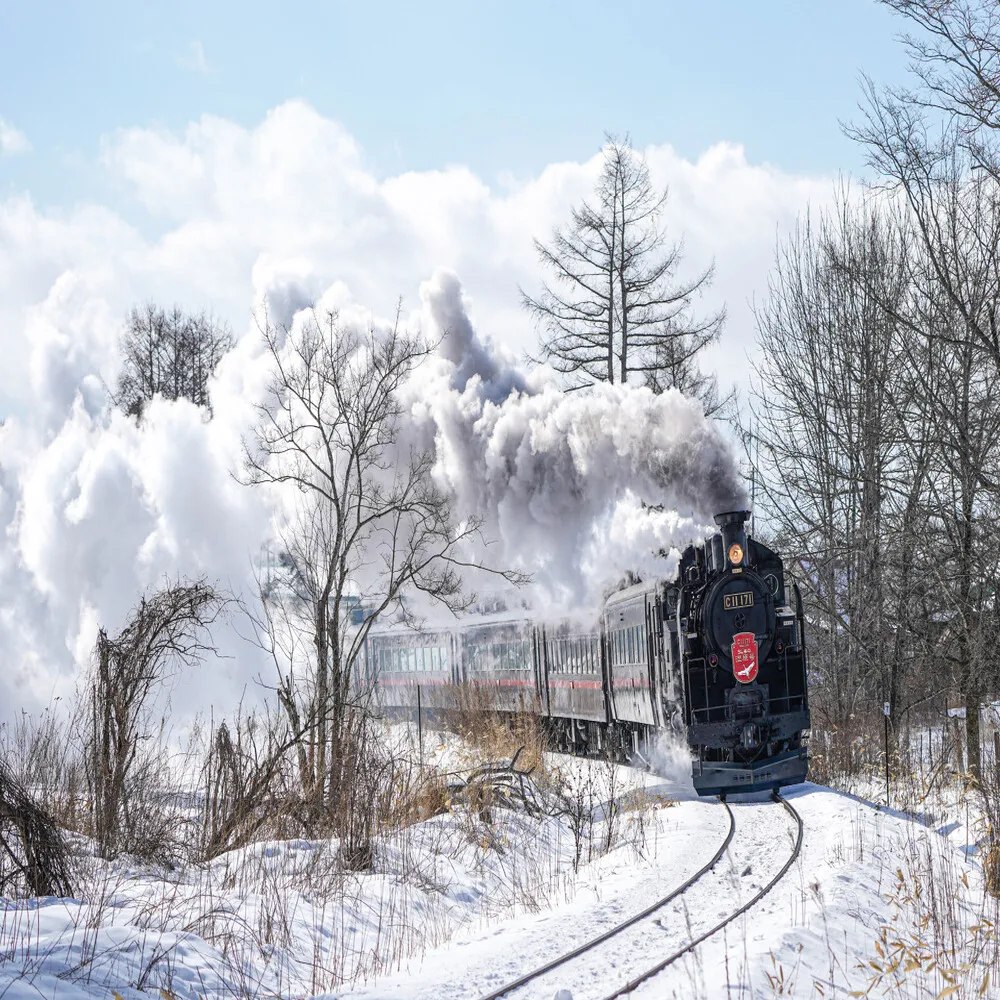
[731,631,759,684]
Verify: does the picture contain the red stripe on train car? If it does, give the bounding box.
[377,677,451,687]
[548,679,603,689]
[469,678,535,687]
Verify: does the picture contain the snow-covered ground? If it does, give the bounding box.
[2,740,997,1000]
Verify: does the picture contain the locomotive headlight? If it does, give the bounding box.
[728,543,744,565]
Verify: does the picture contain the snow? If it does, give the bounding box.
[2,738,997,1000]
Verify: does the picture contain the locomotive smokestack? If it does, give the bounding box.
[714,510,750,568]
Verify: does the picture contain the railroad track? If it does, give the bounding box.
[477,791,803,1000]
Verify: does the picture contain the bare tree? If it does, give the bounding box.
[200,703,301,860]
[522,135,724,390]
[747,197,917,728]
[85,580,224,859]
[0,758,73,897]
[643,330,736,418]
[877,0,1000,175]
[243,309,522,829]
[846,16,1000,771]
[115,303,235,419]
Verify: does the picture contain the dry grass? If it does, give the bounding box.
[443,683,550,779]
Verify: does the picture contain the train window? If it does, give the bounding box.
[441,646,449,671]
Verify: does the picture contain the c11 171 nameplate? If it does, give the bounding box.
[723,592,754,611]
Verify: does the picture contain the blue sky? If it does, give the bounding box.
[2,0,909,214]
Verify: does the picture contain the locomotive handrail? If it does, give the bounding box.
[475,799,736,1000]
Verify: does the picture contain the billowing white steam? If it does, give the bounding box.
[0,267,744,718]
[407,269,746,604]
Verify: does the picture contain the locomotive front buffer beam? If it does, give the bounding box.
[692,747,808,797]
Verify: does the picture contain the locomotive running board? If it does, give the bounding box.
[692,748,808,797]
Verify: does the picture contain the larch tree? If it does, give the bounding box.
[522,136,725,394]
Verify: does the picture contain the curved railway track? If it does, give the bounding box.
[598,791,803,999]
[476,791,802,1000]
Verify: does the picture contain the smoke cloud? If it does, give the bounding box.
[0,266,745,719]
[407,268,746,607]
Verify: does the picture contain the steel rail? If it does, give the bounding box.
[598,791,804,1000]
[475,798,735,1000]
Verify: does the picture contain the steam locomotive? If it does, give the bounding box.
[361,510,810,796]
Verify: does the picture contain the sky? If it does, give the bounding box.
[0,1,920,714]
[0,1,913,412]
[2,2,908,211]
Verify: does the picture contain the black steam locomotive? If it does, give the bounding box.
[362,510,810,796]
